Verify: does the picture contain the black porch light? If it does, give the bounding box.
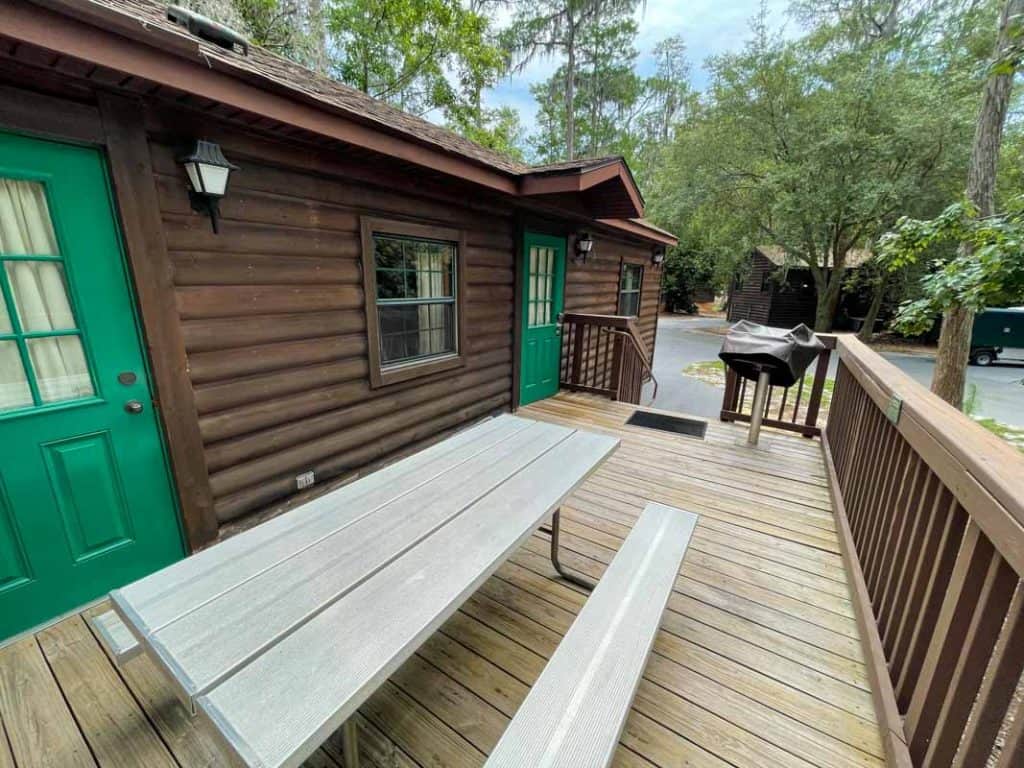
[574,232,594,264]
[652,245,666,265]
[178,140,238,233]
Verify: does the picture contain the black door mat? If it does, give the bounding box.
[626,410,707,439]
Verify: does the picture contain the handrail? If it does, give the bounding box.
[607,326,658,400]
[823,334,1024,768]
[559,313,655,405]
[836,336,1024,554]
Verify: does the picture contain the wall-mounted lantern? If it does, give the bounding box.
[652,245,666,266]
[178,140,238,233]
[574,232,594,264]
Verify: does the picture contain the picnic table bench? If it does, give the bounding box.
[99,414,620,767]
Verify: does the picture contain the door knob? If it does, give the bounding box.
[124,400,144,414]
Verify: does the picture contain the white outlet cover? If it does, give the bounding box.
[296,471,315,490]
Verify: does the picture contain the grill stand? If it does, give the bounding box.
[747,369,772,446]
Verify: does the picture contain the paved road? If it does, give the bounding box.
[650,315,1024,427]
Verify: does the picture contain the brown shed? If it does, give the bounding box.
[0,0,675,637]
[727,246,870,328]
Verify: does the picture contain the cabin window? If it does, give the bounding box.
[618,263,643,317]
[361,217,466,387]
[761,272,772,292]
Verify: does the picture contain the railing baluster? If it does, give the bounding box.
[905,523,989,756]
[865,439,914,596]
[905,523,1016,764]
[994,689,1024,767]
[791,373,805,423]
[952,582,1024,768]
[876,460,932,638]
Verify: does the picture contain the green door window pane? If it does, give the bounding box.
[6,261,76,331]
[26,336,94,403]
[0,179,60,257]
[0,341,32,411]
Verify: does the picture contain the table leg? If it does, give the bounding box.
[341,718,359,768]
[549,509,596,591]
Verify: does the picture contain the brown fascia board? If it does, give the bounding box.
[597,218,678,246]
[520,162,645,219]
[9,0,518,195]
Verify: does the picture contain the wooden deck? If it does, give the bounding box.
[0,393,885,768]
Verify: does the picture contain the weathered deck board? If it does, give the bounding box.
[0,393,886,768]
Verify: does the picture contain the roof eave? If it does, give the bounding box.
[598,219,678,246]
[519,160,645,219]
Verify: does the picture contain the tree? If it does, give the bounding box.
[327,0,507,121]
[927,0,1024,406]
[447,106,527,160]
[647,9,975,331]
[503,0,639,160]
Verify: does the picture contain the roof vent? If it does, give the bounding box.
[167,5,249,55]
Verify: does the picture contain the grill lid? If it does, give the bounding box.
[719,321,824,387]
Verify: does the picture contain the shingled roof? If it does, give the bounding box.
[15,0,674,242]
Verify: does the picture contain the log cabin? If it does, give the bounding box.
[0,0,675,639]
[728,245,871,329]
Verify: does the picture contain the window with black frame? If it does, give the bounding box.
[373,233,457,367]
[618,263,643,316]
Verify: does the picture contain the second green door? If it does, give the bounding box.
[519,232,566,406]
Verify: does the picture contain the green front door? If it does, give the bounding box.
[0,131,183,639]
[519,232,566,406]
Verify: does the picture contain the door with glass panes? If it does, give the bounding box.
[0,131,183,639]
[519,232,566,406]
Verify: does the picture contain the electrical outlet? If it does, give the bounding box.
[296,470,315,490]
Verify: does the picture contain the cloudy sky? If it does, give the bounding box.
[483,0,794,137]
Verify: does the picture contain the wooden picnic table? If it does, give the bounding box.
[107,414,618,768]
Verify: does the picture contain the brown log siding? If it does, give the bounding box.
[563,237,661,350]
[150,142,515,524]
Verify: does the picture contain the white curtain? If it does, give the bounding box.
[0,179,92,409]
[416,248,447,356]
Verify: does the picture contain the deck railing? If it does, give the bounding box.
[559,313,657,405]
[824,335,1024,768]
[720,334,835,437]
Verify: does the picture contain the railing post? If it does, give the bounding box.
[803,345,831,433]
[610,334,623,401]
[571,321,584,387]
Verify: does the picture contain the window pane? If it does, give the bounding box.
[5,261,76,331]
[529,247,538,275]
[27,336,94,403]
[378,303,455,365]
[374,237,404,270]
[0,294,11,334]
[0,179,60,256]
[0,341,32,411]
[619,292,640,317]
[376,269,405,299]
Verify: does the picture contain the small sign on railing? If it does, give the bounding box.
[886,395,903,425]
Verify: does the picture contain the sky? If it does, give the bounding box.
[483,0,794,136]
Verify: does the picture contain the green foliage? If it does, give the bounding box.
[878,197,1024,332]
[660,247,716,313]
[447,106,526,161]
[646,3,983,329]
[327,0,507,119]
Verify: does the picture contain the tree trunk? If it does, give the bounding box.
[814,269,844,332]
[307,0,327,74]
[857,273,887,342]
[931,0,1023,407]
[566,36,576,160]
